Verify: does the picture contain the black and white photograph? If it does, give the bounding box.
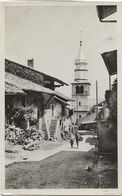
[1,1,121,194]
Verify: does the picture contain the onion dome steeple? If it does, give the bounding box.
[75,40,87,66]
[74,34,88,82]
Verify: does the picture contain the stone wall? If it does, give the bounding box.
[98,120,117,153]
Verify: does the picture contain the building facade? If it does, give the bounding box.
[5,59,72,140]
[71,40,91,123]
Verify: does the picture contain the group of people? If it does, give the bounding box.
[70,131,80,149]
[63,117,81,148]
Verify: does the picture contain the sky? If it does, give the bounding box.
[4,4,117,100]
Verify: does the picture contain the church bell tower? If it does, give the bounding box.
[71,38,91,124]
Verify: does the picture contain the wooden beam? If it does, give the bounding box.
[7,96,17,106]
[43,95,53,108]
[109,75,111,90]
[54,85,63,87]
[28,94,40,106]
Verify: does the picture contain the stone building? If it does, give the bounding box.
[5,59,73,140]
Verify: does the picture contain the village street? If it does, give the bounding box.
[5,132,95,165]
[5,131,117,189]
[3,4,118,193]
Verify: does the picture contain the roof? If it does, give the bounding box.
[5,82,26,95]
[96,6,117,21]
[5,59,68,86]
[5,72,55,95]
[80,112,97,124]
[54,96,69,106]
[79,107,105,124]
[5,73,72,103]
[101,50,117,75]
[54,91,74,101]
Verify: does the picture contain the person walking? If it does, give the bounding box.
[75,131,79,148]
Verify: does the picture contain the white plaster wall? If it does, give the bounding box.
[44,109,52,127]
[72,111,87,124]
[53,103,62,119]
[75,70,88,80]
[72,95,90,111]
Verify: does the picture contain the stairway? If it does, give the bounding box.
[49,119,58,138]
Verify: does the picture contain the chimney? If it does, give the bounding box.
[27,59,34,69]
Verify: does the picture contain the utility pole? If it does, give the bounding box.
[96,80,99,157]
[76,96,78,125]
[96,81,98,120]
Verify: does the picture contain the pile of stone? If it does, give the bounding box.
[5,124,43,151]
[22,141,42,151]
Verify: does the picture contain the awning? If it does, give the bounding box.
[54,96,69,106]
[5,82,26,95]
[82,121,97,125]
[5,72,55,95]
[96,5,117,22]
[101,50,117,76]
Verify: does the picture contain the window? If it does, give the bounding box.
[80,85,84,94]
[79,115,82,118]
[79,102,81,106]
[76,86,80,94]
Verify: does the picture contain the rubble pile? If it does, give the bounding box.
[5,124,44,151]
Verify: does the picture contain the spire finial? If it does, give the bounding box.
[80,31,82,46]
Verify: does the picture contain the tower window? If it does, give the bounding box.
[79,102,81,106]
[79,115,82,118]
[76,86,80,94]
[80,85,84,94]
